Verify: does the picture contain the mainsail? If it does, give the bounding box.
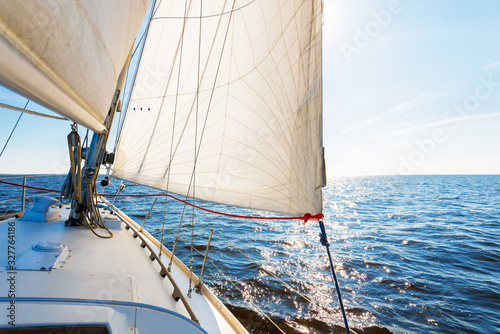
[114,0,324,216]
[0,0,150,132]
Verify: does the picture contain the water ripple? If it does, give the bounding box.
[2,174,499,333]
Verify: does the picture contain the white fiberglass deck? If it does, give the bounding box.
[0,201,246,333]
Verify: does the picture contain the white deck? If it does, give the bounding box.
[0,202,247,333]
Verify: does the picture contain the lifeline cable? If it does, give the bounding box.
[0,179,323,222]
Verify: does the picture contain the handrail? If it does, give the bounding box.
[0,297,206,333]
[118,213,200,325]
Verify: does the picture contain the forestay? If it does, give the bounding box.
[114,0,324,216]
[0,0,150,132]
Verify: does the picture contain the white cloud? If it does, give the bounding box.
[484,60,500,70]
[369,111,500,139]
[339,83,455,134]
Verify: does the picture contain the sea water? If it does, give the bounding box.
[1,174,498,333]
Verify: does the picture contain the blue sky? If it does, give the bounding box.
[0,0,499,176]
[324,0,500,175]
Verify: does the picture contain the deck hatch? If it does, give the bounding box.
[15,242,71,271]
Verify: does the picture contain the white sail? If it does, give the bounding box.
[0,0,150,132]
[114,0,324,216]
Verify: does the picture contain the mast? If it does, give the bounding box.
[113,0,158,158]
[65,48,134,227]
[62,0,157,229]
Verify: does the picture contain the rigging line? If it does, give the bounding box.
[151,0,163,17]
[111,192,288,334]
[22,192,59,200]
[174,0,233,223]
[191,0,236,178]
[105,188,203,265]
[167,1,191,271]
[0,180,58,193]
[114,0,157,155]
[102,190,322,313]
[162,0,228,170]
[135,0,197,176]
[160,0,191,259]
[152,0,256,20]
[168,198,189,271]
[111,180,123,207]
[189,0,204,297]
[106,183,194,249]
[0,176,25,180]
[0,102,67,120]
[160,0,188,181]
[113,10,152,157]
[0,100,29,158]
[82,128,89,149]
[101,195,305,330]
[171,0,292,231]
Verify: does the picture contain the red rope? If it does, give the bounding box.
[0,179,323,222]
[0,180,59,193]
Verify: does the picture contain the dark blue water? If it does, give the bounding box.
[1,175,499,333]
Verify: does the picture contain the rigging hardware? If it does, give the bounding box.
[318,219,351,334]
[195,229,213,292]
